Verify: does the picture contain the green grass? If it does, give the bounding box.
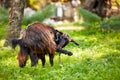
[0,7,120,80]
[0,28,120,80]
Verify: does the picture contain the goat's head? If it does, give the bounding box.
[17,46,29,68]
[12,39,30,68]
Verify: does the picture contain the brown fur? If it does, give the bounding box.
[16,22,56,67]
[17,46,28,67]
[22,22,56,54]
[12,22,78,67]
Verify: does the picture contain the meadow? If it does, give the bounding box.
[0,6,120,80]
[0,27,120,80]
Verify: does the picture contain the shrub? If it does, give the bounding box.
[0,7,8,39]
[0,7,8,24]
[22,4,56,25]
[77,8,101,28]
[100,16,120,32]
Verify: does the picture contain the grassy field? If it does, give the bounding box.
[0,7,120,80]
[0,27,120,80]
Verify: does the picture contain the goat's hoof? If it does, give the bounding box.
[68,52,73,56]
[31,62,38,67]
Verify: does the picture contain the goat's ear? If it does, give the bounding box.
[11,39,19,49]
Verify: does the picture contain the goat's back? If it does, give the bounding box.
[21,22,56,54]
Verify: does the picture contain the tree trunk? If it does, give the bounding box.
[83,0,112,18]
[4,0,25,46]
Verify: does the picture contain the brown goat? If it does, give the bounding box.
[12,22,79,68]
[12,22,56,67]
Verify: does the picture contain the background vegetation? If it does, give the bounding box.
[22,4,56,25]
[0,5,120,80]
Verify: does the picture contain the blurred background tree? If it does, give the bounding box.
[4,0,25,46]
[82,0,120,18]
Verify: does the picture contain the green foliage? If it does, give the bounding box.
[0,23,7,39]
[22,4,56,26]
[0,7,8,23]
[77,8,101,28]
[0,28,120,80]
[76,8,120,32]
[100,16,120,32]
[0,7,8,39]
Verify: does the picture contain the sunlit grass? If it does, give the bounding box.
[0,39,5,47]
[1,28,120,80]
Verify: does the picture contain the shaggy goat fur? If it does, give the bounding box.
[12,22,56,67]
[12,22,79,67]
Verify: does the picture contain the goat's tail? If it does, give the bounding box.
[11,39,20,49]
[71,39,79,46]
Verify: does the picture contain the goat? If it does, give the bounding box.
[12,22,79,67]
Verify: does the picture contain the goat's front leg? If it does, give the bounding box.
[56,49,73,56]
[30,53,38,66]
[49,54,54,66]
[39,54,46,67]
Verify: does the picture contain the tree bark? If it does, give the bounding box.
[83,0,112,18]
[4,0,25,46]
